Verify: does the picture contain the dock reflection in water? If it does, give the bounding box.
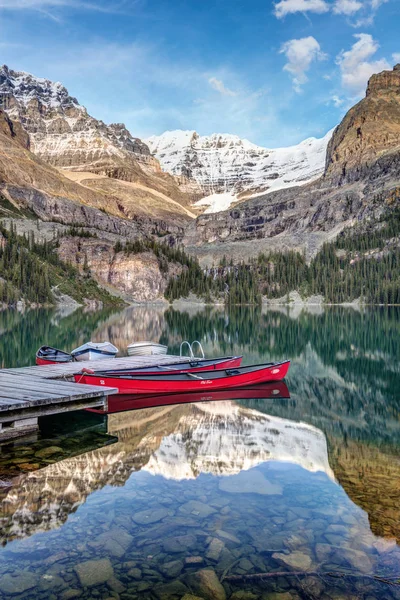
[0,386,399,599]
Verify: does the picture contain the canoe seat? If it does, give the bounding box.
[226,369,241,376]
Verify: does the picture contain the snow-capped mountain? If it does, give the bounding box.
[0,65,153,170]
[0,65,196,221]
[145,129,334,213]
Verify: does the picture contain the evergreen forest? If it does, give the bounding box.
[165,207,400,305]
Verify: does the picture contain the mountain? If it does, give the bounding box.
[183,65,400,265]
[325,64,400,185]
[0,65,197,222]
[146,129,333,213]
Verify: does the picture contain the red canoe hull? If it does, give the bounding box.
[75,361,290,395]
[88,381,290,414]
[36,357,57,366]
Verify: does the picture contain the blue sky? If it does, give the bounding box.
[0,0,398,147]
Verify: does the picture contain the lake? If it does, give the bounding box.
[0,304,399,600]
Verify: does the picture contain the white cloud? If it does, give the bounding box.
[0,0,124,13]
[280,36,327,93]
[208,77,237,97]
[331,95,345,107]
[370,0,388,8]
[274,0,329,18]
[392,53,400,64]
[337,33,390,97]
[274,0,390,23]
[333,0,363,15]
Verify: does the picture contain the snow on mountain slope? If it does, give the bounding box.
[146,129,335,213]
[142,401,335,481]
[0,65,152,168]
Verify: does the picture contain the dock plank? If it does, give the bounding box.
[1,354,188,380]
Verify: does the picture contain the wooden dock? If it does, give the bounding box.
[1,354,188,381]
[0,355,186,440]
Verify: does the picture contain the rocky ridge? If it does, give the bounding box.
[183,65,400,264]
[0,65,197,221]
[146,129,333,213]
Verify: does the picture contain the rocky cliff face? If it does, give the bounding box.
[0,65,197,219]
[146,129,333,213]
[324,64,400,186]
[0,109,188,237]
[57,237,182,302]
[0,65,153,170]
[183,65,400,264]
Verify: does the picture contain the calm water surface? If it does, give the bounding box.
[0,305,399,600]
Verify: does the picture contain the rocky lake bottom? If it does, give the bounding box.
[0,305,398,599]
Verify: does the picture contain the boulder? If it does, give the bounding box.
[132,508,169,525]
[0,572,38,595]
[272,551,312,571]
[186,568,226,600]
[74,558,114,587]
[178,500,217,518]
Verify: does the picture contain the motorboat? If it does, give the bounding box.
[127,342,168,356]
[75,361,290,395]
[71,342,118,362]
[35,346,73,365]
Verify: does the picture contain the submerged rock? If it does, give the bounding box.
[132,508,169,525]
[160,559,184,578]
[341,548,374,573]
[153,580,188,599]
[178,500,217,518]
[35,446,63,458]
[61,590,82,600]
[272,551,313,571]
[219,470,282,495]
[127,567,142,580]
[215,529,241,545]
[230,592,259,600]
[74,558,114,587]
[0,571,38,595]
[186,568,226,600]
[206,537,225,561]
[163,534,197,553]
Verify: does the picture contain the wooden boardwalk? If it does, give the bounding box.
[0,355,186,439]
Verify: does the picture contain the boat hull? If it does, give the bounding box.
[71,342,119,362]
[35,346,72,366]
[127,342,168,356]
[73,350,118,362]
[75,361,290,395]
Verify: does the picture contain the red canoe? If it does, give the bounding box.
[88,381,290,414]
[75,361,290,395]
[87,355,243,377]
[36,346,73,366]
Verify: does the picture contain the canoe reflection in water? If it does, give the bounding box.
[88,381,291,414]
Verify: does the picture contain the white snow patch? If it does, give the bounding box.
[194,191,237,214]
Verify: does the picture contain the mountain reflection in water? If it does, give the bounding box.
[0,305,399,599]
